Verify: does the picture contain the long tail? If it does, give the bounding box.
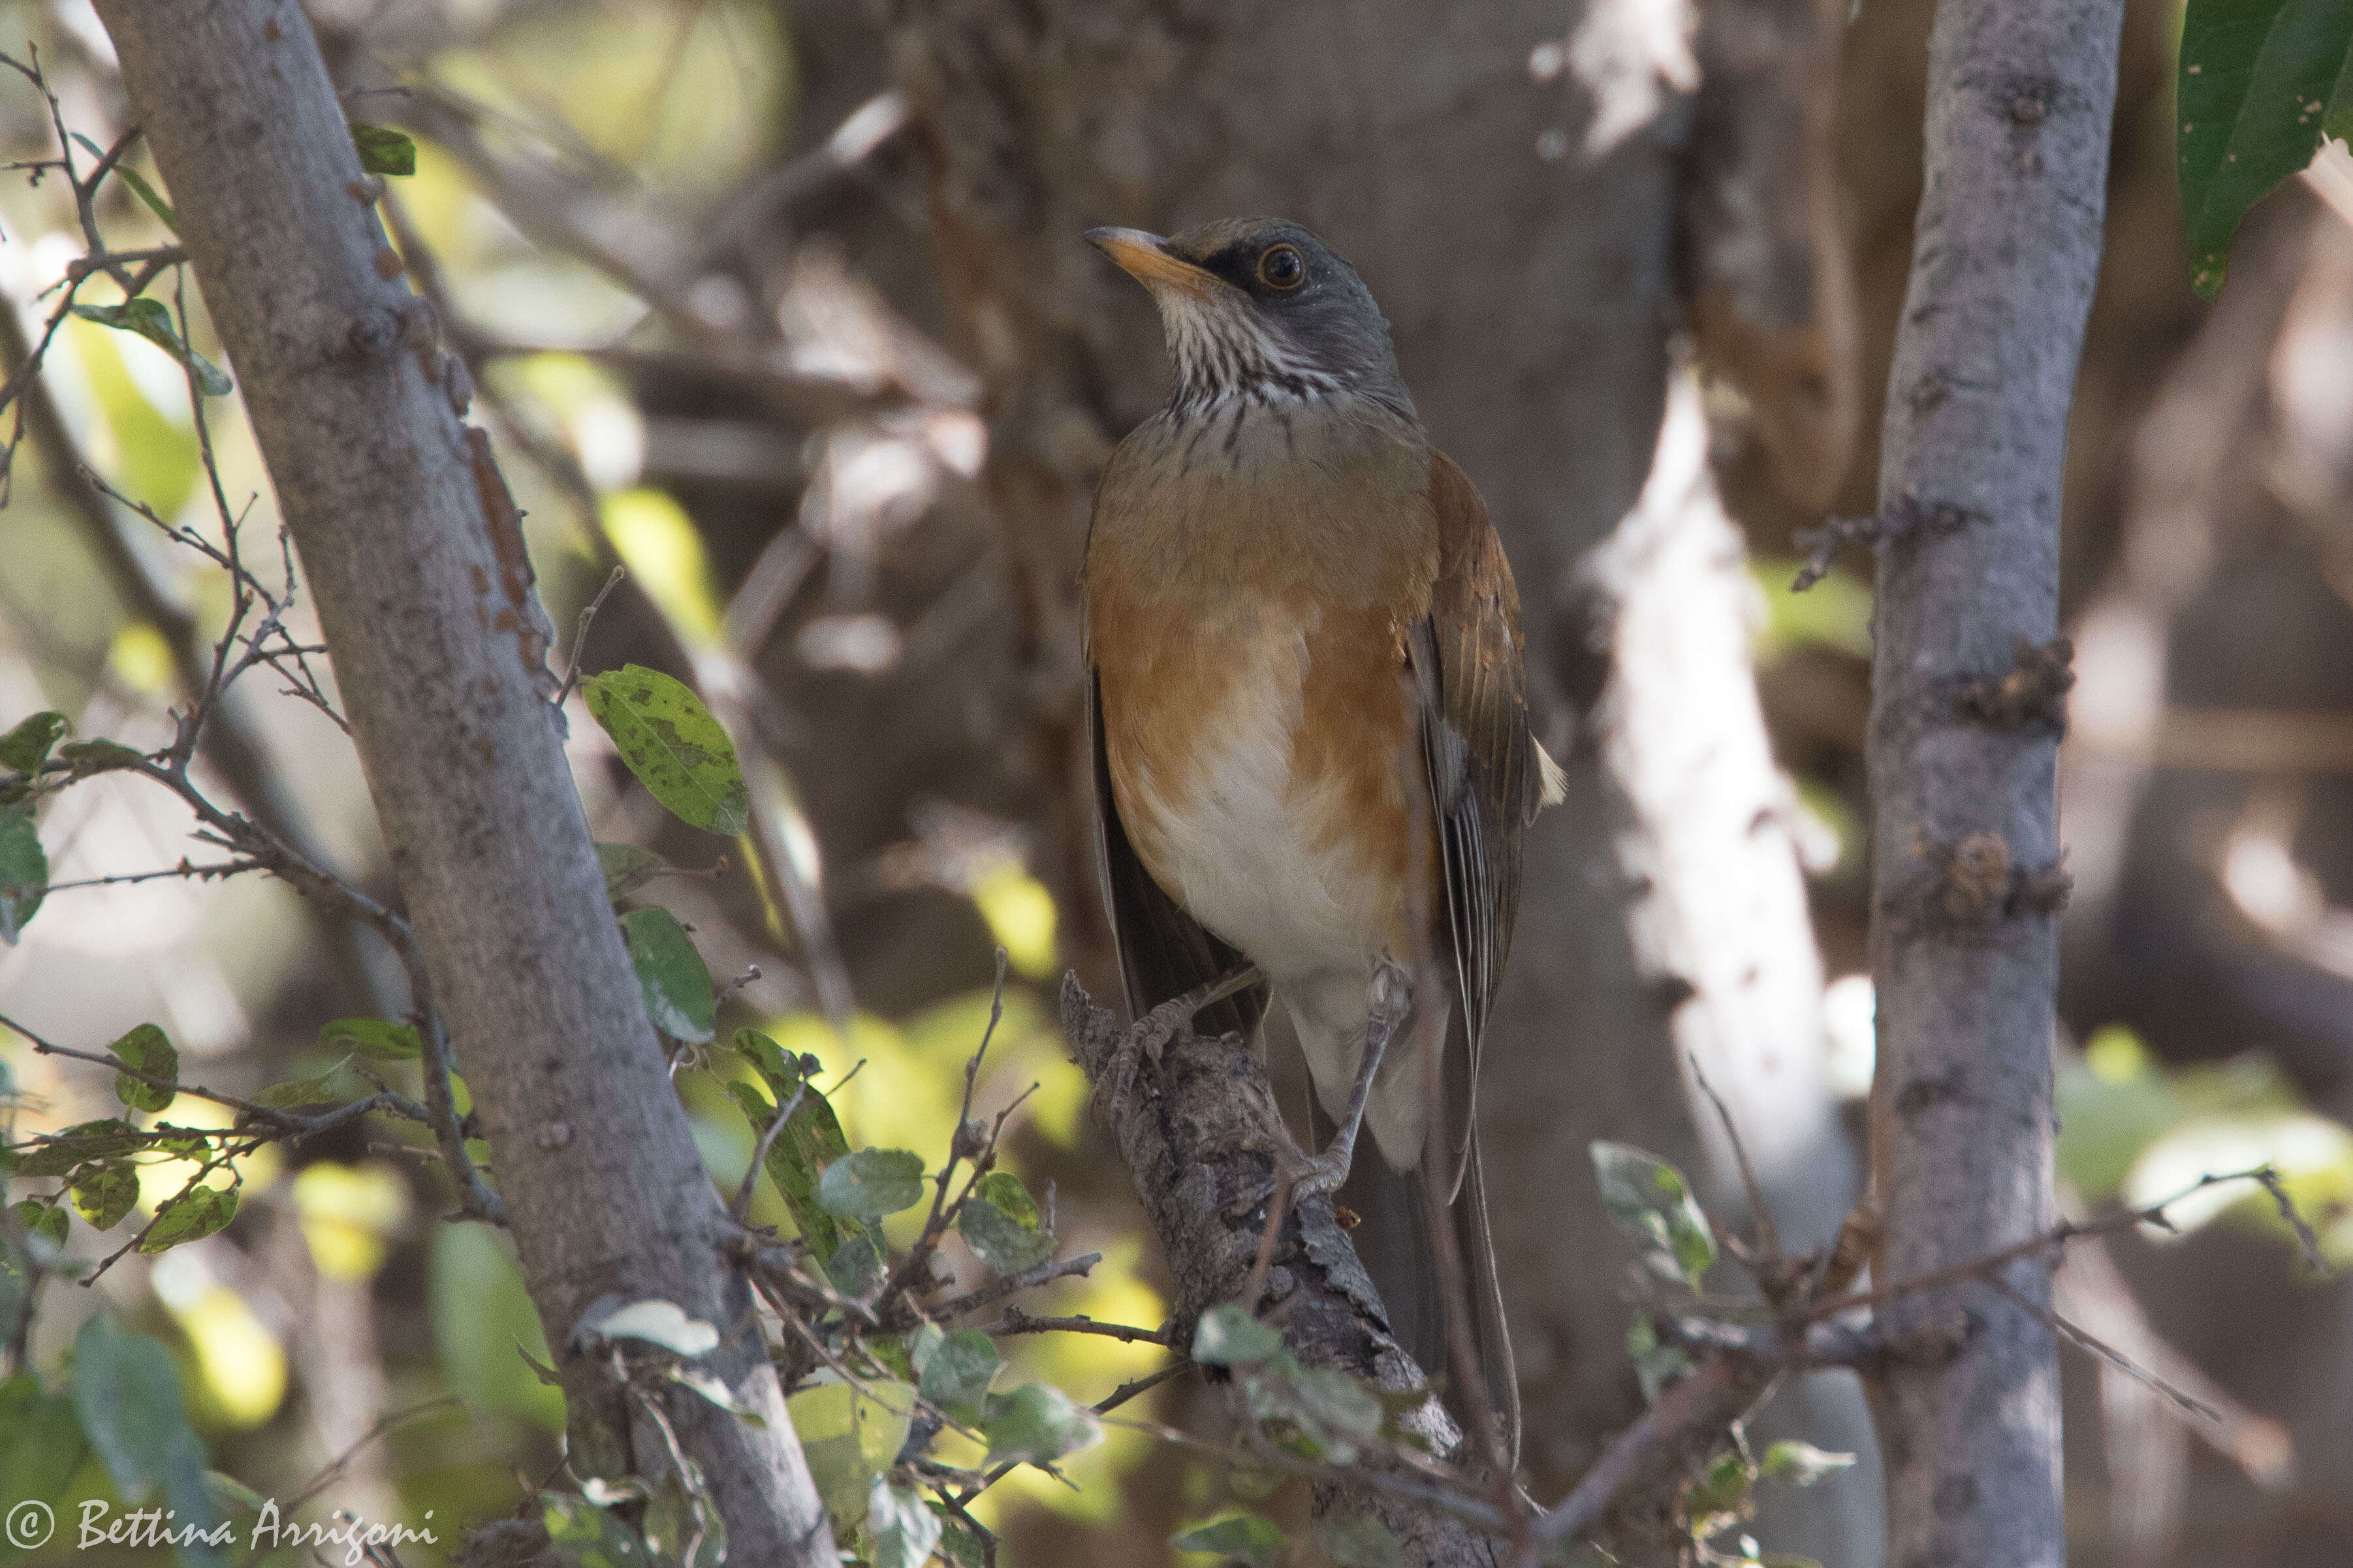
[1336,1129,1521,1469]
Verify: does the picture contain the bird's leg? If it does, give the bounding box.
[1092,963,1265,1126]
[1290,960,1413,1199]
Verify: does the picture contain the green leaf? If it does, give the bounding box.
[958,1168,1053,1274]
[0,1372,90,1507]
[580,1298,720,1357]
[823,1231,883,1296]
[621,906,716,1043]
[71,1164,139,1231]
[915,1326,1002,1426]
[108,1022,178,1112]
[543,1492,655,1568]
[71,1316,227,1564]
[69,298,232,396]
[595,841,670,902]
[58,738,146,774]
[787,1376,914,1531]
[1687,1448,1753,1526]
[1592,1141,1716,1289]
[1315,1512,1407,1568]
[0,711,68,774]
[1171,1513,1287,1568]
[114,163,180,235]
[319,1017,420,1061]
[665,1364,767,1426]
[12,1118,142,1176]
[580,666,748,836]
[252,1066,347,1109]
[642,1460,725,1568]
[1760,1439,1857,1486]
[1626,1313,1694,1404]
[1191,1302,1284,1367]
[816,1147,927,1220]
[349,123,417,177]
[0,806,46,944]
[138,1185,238,1252]
[868,1477,945,1568]
[981,1381,1101,1469]
[724,1068,851,1262]
[2178,0,2353,297]
[12,1198,69,1247]
[430,1224,564,1431]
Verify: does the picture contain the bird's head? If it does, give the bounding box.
[1086,217,1412,418]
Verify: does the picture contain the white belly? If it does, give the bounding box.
[1124,618,1426,1165]
[1128,617,1390,988]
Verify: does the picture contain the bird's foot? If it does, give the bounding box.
[1089,964,1263,1128]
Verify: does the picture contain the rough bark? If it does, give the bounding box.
[1865,0,2124,1560]
[1061,980,1498,1567]
[879,8,1863,1532]
[89,3,834,1561]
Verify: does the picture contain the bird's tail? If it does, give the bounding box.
[1337,1130,1521,1471]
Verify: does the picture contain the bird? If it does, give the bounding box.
[1081,216,1562,1463]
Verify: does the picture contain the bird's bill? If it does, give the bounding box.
[1085,227,1218,299]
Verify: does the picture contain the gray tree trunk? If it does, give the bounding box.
[90,3,834,1560]
[1865,0,2124,1560]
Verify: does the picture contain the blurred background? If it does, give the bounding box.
[1,0,2349,1563]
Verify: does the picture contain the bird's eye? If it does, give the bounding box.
[1257,243,1305,291]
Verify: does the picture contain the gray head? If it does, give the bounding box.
[1086,217,1413,420]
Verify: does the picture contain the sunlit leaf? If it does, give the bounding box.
[69,298,232,396]
[579,1298,720,1357]
[108,1022,178,1112]
[621,906,716,1043]
[138,1186,238,1252]
[1171,1513,1286,1568]
[1760,1439,1857,1486]
[816,1147,926,1220]
[1592,1141,1716,1289]
[666,1364,766,1427]
[787,1375,914,1529]
[2178,0,2353,296]
[71,1164,139,1231]
[580,666,748,835]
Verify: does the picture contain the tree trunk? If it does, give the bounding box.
[89,3,834,1560]
[1865,0,2124,1559]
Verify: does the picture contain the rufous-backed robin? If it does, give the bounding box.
[1082,217,1563,1460]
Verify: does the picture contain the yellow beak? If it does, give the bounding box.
[1086,227,1218,299]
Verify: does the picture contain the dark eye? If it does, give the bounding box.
[1257,243,1304,291]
